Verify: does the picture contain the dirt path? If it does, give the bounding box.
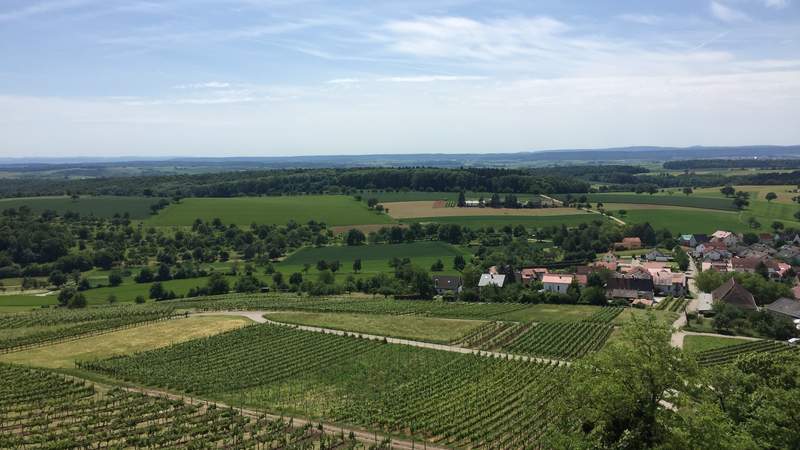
[539,194,564,206]
[60,374,439,450]
[196,311,570,366]
[579,207,626,225]
[671,257,701,348]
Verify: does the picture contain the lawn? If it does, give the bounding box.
[621,208,747,233]
[264,311,486,343]
[683,335,756,354]
[494,304,603,322]
[146,195,394,227]
[0,196,155,219]
[400,214,608,229]
[0,315,250,368]
[277,241,471,275]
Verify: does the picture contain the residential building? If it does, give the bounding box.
[711,230,738,247]
[614,237,642,250]
[644,249,670,262]
[711,278,758,311]
[432,275,462,295]
[649,269,687,296]
[542,274,574,294]
[764,297,800,321]
[478,273,505,288]
[519,267,548,286]
[679,234,696,247]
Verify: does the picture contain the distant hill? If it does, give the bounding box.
[1,145,799,172]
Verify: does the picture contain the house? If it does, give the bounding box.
[649,270,687,296]
[764,297,800,320]
[697,293,714,314]
[702,261,729,272]
[679,234,697,247]
[606,270,654,299]
[644,249,671,262]
[711,278,758,311]
[777,245,800,263]
[591,260,618,271]
[711,230,738,247]
[779,233,800,245]
[614,237,642,250]
[730,256,767,273]
[519,267,548,285]
[574,274,588,286]
[478,273,505,288]
[432,275,462,295]
[694,234,710,244]
[464,200,481,207]
[542,274,574,294]
[759,233,776,244]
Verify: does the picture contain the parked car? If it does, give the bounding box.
[789,338,800,346]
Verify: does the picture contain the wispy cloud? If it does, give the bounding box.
[326,78,362,84]
[710,1,750,22]
[379,75,487,82]
[175,81,232,89]
[0,0,95,22]
[764,0,790,9]
[618,14,662,25]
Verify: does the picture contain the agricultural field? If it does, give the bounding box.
[0,195,155,218]
[0,306,177,353]
[493,303,608,322]
[264,311,486,343]
[555,193,737,211]
[0,364,350,449]
[146,195,393,227]
[364,191,546,203]
[82,324,566,447]
[400,214,608,229]
[277,241,471,276]
[385,202,584,219]
[621,209,748,233]
[694,340,798,366]
[0,315,249,368]
[502,322,614,359]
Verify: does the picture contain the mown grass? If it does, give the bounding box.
[494,304,603,322]
[0,196,155,219]
[265,311,486,343]
[147,195,394,227]
[0,315,250,368]
[621,209,748,233]
[683,335,756,353]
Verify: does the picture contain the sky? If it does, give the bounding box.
[0,0,799,157]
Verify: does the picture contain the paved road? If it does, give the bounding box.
[197,311,571,366]
[671,256,700,348]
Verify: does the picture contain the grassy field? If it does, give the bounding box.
[265,311,486,343]
[400,214,607,229]
[0,196,155,219]
[494,304,604,322]
[364,191,546,203]
[683,335,756,354]
[621,209,747,233]
[557,193,736,211]
[277,241,471,275]
[0,315,250,368]
[147,195,394,227]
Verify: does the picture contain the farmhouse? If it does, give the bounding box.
[644,249,670,262]
[432,275,462,295]
[649,269,687,296]
[542,274,573,294]
[679,234,696,247]
[711,230,738,247]
[478,273,505,288]
[763,297,800,321]
[519,267,548,286]
[711,278,758,311]
[464,200,481,207]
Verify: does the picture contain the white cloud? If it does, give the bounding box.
[326,78,361,84]
[764,0,789,9]
[618,14,662,25]
[710,1,750,22]
[0,0,95,22]
[379,75,487,82]
[174,82,232,89]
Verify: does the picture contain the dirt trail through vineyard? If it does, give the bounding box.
[196,310,571,366]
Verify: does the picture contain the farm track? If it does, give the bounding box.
[195,311,571,366]
[55,373,445,450]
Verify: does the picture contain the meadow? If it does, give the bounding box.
[621,209,748,233]
[146,195,393,227]
[0,195,154,218]
[385,202,585,219]
[277,241,472,275]
[400,214,608,229]
[558,193,737,211]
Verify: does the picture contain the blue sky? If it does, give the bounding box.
[1,0,798,157]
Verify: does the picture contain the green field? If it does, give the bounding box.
[556,193,736,211]
[622,209,748,233]
[683,335,755,354]
[265,311,486,343]
[0,196,155,219]
[401,214,606,229]
[147,195,394,227]
[494,304,604,322]
[365,191,546,203]
[277,241,471,275]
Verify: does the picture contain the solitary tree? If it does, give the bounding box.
[352,258,362,273]
[457,191,466,207]
[682,187,693,196]
[430,259,444,272]
[765,192,778,202]
[453,255,466,271]
[720,185,736,197]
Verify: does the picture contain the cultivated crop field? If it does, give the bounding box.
[621,209,747,233]
[146,195,394,227]
[0,195,155,219]
[83,324,566,448]
[0,364,351,449]
[555,193,737,210]
[695,340,798,366]
[400,214,608,229]
[384,201,586,219]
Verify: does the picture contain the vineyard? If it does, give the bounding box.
[503,322,614,359]
[0,306,177,353]
[0,363,361,449]
[168,294,530,320]
[654,297,688,312]
[81,323,565,448]
[695,340,799,366]
[581,307,624,323]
